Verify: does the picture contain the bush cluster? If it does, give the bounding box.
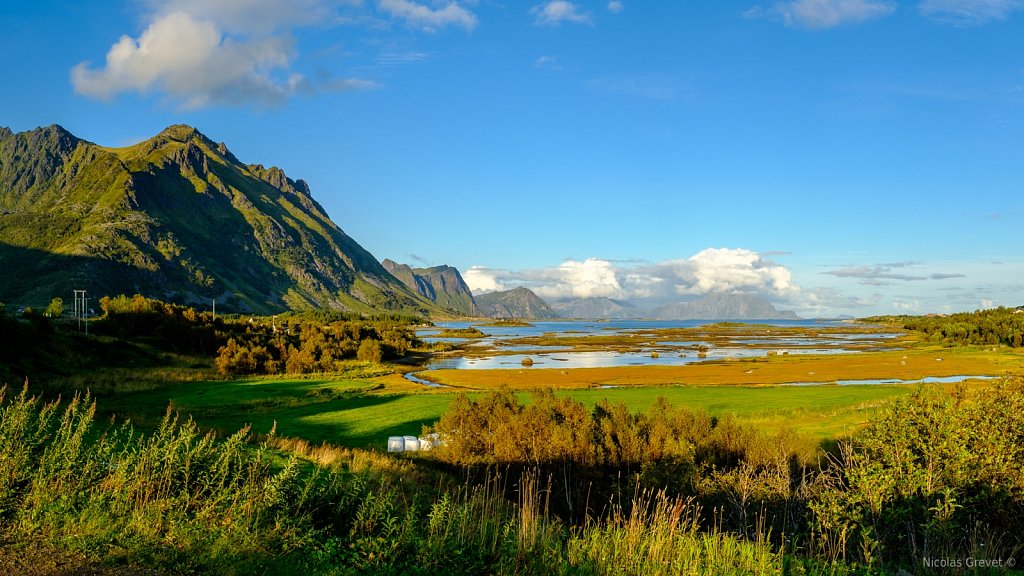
[427,389,817,535]
[426,382,1024,572]
[97,294,221,355]
[213,317,417,375]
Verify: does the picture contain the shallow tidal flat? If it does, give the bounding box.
[419,324,1020,390]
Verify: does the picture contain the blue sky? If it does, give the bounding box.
[2,0,1022,316]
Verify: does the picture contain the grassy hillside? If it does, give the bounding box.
[0,124,440,315]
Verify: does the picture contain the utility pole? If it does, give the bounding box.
[73,289,87,332]
[212,298,216,321]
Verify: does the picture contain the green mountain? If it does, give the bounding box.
[474,287,559,319]
[0,124,438,315]
[381,259,478,316]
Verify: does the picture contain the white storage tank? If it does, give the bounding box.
[403,435,420,452]
[387,436,405,453]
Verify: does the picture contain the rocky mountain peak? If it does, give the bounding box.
[475,287,559,319]
[157,124,204,143]
[216,141,239,164]
[382,259,478,316]
[247,164,310,196]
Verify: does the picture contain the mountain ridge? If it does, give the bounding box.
[551,297,640,320]
[0,124,438,315]
[474,287,559,319]
[651,293,800,320]
[381,259,478,316]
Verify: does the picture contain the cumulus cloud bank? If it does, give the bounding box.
[682,248,796,295]
[73,0,456,108]
[465,248,800,304]
[535,258,625,299]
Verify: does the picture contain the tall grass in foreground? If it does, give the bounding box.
[567,489,781,576]
[0,385,319,574]
[0,384,802,575]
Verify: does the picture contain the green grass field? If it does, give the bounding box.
[100,374,934,449]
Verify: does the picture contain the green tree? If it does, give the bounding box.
[357,339,383,363]
[45,297,64,318]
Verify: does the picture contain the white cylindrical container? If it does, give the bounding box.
[403,435,420,452]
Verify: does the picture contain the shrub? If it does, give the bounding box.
[357,339,383,363]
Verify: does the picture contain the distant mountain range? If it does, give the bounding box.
[0,124,438,315]
[470,290,798,321]
[550,297,640,319]
[650,294,800,320]
[381,259,478,317]
[474,287,559,319]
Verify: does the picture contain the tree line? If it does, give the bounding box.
[96,294,425,375]
[0,294,426,382]
[866,306,1024,347]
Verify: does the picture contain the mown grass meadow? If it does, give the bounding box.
[97,373,939,448]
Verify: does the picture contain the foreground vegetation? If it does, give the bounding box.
[2,381,1022,574]
[3,301,1023,573]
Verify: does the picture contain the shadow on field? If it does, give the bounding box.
[98,377,435,449]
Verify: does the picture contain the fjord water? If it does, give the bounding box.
[418,319,893,370]
[419,319,847,340]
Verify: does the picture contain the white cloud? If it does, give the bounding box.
[892,300,921,311]
[748,0,895,29]
[378,0,478,31]
[464,266,506,293]
[72,2,374,109]
[535,258,624,299]
[797,287,878,315]
[531,1,593,26]
[919,0,1024,25]
[678,248,798,296]
[467,248,800,303]
[608,1,624,13]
